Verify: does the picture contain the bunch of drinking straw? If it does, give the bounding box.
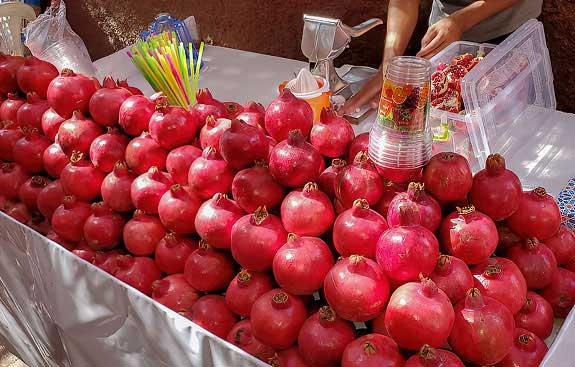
[128,31,204,109]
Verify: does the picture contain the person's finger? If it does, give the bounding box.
[418,39,449,59]
[420,27,438,49]
[417,31,445,57]
[369,94,380,109]
[340,76,382,115]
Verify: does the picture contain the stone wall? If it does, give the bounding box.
[65,0,573,112]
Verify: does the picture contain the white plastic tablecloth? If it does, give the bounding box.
[0,45,574,367]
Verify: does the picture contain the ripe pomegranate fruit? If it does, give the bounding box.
[0,54,25,94]
[317,158,346,199]
[281,182,335,236]
[116,79,142,95]
[100,161,135,212]
[149,94,198,149]
[268,347,309,367]
[42,142,68,178]
[219,118,268,169]
[514,291,554,339]
[387,182,441,232]
[124,132,168,174]
[336,151,384,208]
[188,147,236,200]
[194,193,244,249]
[506,237,558,289]
[429,255,474,304]
[41,108,65,141]
[544,225,575,265]
[47,69,99,118]
[269,129,322,187]
[298,306,356,366]
[93,249,125,275]
[273,234,334,295]
[341,334,404,367]
[190,89,228,127]
[51,196,92,242]
[310,108,354,158]
[324,255,390,321]
[0,162,30,200]
[423,152,472,202]
[225,269,275,317]
[57,111,103,156]
[88,76,132,126]
[155,232,197,274]
[184,295,238,339]
[236,101,265,130]
[60,151,106,201]
[0,121,23,161]
[123,210,166,256]
[507,187,561,240]
[496,329,548,367]
[16,93,50,130]
[472,257,527,314]
[118,95,155,136]
[403,345,465,367]
[540,267,575,318]
[72,242,96,263]
[89,129,129,173]
[6,202,32,224]
[130,166,172,214]
[16,56,58,98]
[376,201,439,282]
[439,205,498,265]
[183,241,235,292]
[226,320,275,362]
[152,274,201,312]
[13,128,51,173]
[166,145,202,185]
[158,185,201,235]
[47,230,77,251]
[250,289,308,350]
[231,164,285,213]
[83,202,124,251]
[231,206,287,271]
[346,133,369,162]
[199,116,231,153]
[0,94,24,124]
[265,89,313,141]
[497,221,522,253]
[449,288,515,365]
[37,179,65,220]
[114,255,162,296]
[19,176,50,211]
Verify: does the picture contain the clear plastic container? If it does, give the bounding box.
[429,20,556,173]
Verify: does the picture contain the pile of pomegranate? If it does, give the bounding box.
[1,54,574,367]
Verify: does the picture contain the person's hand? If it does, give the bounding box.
[416,17,464,59]
[338,64,386,116]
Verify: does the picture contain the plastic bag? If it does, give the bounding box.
[23,0,96,76]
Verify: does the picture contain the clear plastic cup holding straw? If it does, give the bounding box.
[369,56,433,183]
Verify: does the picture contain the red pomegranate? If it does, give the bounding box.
[346,133,369,163]
[101,161,136,213]
[19,176,50,211]
[13,128,51,173]
[387,182,441,232]
[151,274,201,312]
[118,95,155,136]
[236,101,265,130]
[507,187,561,240]
[6,202,31,224]
[88,76,132,126]
[184,295,238,339]
[114,255,162,296]
[507,237,558,289]
[60,151,106,202]
[341,334,405,367]
[496,329,548,367]
[268,347,309,367]
[497,221,522,253]
[336,151,384,208]
[149,93,198,149]
[166,145,202,185]
[310,108,355,158]
[0,162,30,200]
[42,142,70,178]
[57,111,103,156]
[403,345,465,367]
[37,179,65,221]
[317,158,347,199]
[423,152,473,202]
[280,182,335,236]
[72,242,96,263]
[265,89,313,141]
[47,69,100,118]
[199,116,231,155]
[116,79,142,95]
[124,132,168,174]
[232,164,286,213]
[544,225,575,265]
[16,56,58,98]
[183,241,235,292]
[225,269,275,317]
[219,118,268,169]
[123,210,166,256]
[540,267,575,318]
[429,255,474,304]
[0,93,24,123]
[51,196,92,242]
[0,121,23,161]
[226,320,275,362]
[94,250,127,275]
[188,146,236,200]
[83,202,124,251]
[190,89,228,127]
[155,232,197,274]
[16,93,50,130]
[223,101,243,118]
[89,129,129,173]
[130,166,172,214]
[0,54,25,94]
[158,185,202,235]
[194,193,244,249]
[41,108,65,141]
[514,291,554,339]
[47,230,77,251]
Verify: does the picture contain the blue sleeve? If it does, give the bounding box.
[24,0,42,6]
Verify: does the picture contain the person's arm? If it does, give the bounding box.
[340,0,420,115]
[417,0,521,59]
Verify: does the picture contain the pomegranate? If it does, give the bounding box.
[310,108,354,158]
[60,151,106,201]
[341,334,405,367]
[472,257,527,314]
[0,93,24,123]
[16,93,50,130]
[265,89,313,141]
[183,241,235,292]
[88,76,132,126]
[429,255,474,304]
[194,193,244,249]
[72,242,96,263]
[83,202,124,250]
[152,274,201,312]
[250,289,308,350]
[281,182,335,236]
[324,255,390,321]
[376,201,439,282]
[225,269,275,317]
[51,196,92,242]
[507,237,558,289]
[123,210,166,256]
[507,187,561,240]
[166,145,202,185]
[42,143,68,178]
[231,164,286,213]
[496,329,548,367]
[273,234,334,295]
[317,158,346,199]
[199,116,231,153]
[57,111,103,156]
[13,128,51,173]
[94,249,126,275]
[19,176,49,211]
[269,347,310,367]
[566,257,575,272]
[117,79,143,95]
[514,291,554,339]
[269,129,322,187]
[47,69,99,118]
[158,184,202,235]
[114,255,162,296]
[231,206,287,271]
[130,166,172,214]
[124,132,168,174]
[118,95,155,136]
[469,153,522,220]
[149,94,197,149]
[219,118,268,169]
[41,108,65,141]
[101,161,135,212]
[346,133,369,163]
[544,225,575,265]
[336,151,384,208]
[0,121,23,160]
[371,311,388,336]
[223,101,243,118]
[47,230,77,251]
[188,147,235,200]
[332,199,387,259]
[236,101,265,129]
[497,221,522,253]
[37,179,65,220]
[403,345,465,367]
[155,232,197,274]
[449,288,515,365]
[6,202,31,224]
[190,89,228,127]
[540,267,575,318]
[423,152,473,202]
[16,56,58,98]
[298,306,356,366]
[387,182,441,232]
[184,295,238,339]
[0,162,30,200]
[0,54,24,94]
[439,205,498,265]
[226,319,275,362]
[89,129,129,173]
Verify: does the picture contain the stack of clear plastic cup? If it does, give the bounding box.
[369,56,433,183]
